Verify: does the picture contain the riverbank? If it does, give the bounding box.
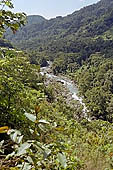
[41,64,91,121]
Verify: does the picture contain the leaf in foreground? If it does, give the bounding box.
[16,142,31,156]
[24,112,36,122]
[58,153,67,168]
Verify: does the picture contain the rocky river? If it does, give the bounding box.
[41,63,90,121]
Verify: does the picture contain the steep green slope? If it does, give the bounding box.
[6,0,113,53]
[6,15,46,43]
[5,0,113,122]
[26,15,46,25]
[0,49,113,170]
[1,1,113,169]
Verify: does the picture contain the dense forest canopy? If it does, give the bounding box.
[6,0,113,53]
[5,0,113,122]
[0,0,113,169]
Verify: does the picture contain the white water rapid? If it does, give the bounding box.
[40,64,90,121]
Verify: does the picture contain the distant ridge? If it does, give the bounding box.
[6,0,113,58]
[26,15,46,25]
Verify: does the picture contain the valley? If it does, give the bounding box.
[41,63,89,120]
[0,0,113,169]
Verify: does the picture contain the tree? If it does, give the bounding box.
[0,48,43,131]
[0,0,26,37]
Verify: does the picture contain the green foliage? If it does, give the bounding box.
[0,0,26,37]
[5,0,113,64]
[52,53,79,75]
[0,48,44,131]
[0,0,113,169]
[1,105,113,169]
[29,51,49,67]
[5,0,113,81]
[0,49,112,169]
[76,53,113,122]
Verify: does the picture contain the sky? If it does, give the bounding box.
[12,0,100,19]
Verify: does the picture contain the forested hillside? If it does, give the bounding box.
[6,0,113,56]
[0,0,113,169]
[5,0,113,122]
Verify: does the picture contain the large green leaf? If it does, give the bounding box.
[8,129,23,144]
[24,112,36,122]
[58,153,67,168]
[17,162,32,170]
[38,119,50,124]
[5,151,15,160]
[0,140,4,154]
[5,0,14,8]
[16,142,31,156]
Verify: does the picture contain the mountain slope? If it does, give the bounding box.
[26,15,46,25]
[6,15,46,43]
[6,0,113,52]
[5,0,113,122]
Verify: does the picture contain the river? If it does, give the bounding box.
[41,64,90,121]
